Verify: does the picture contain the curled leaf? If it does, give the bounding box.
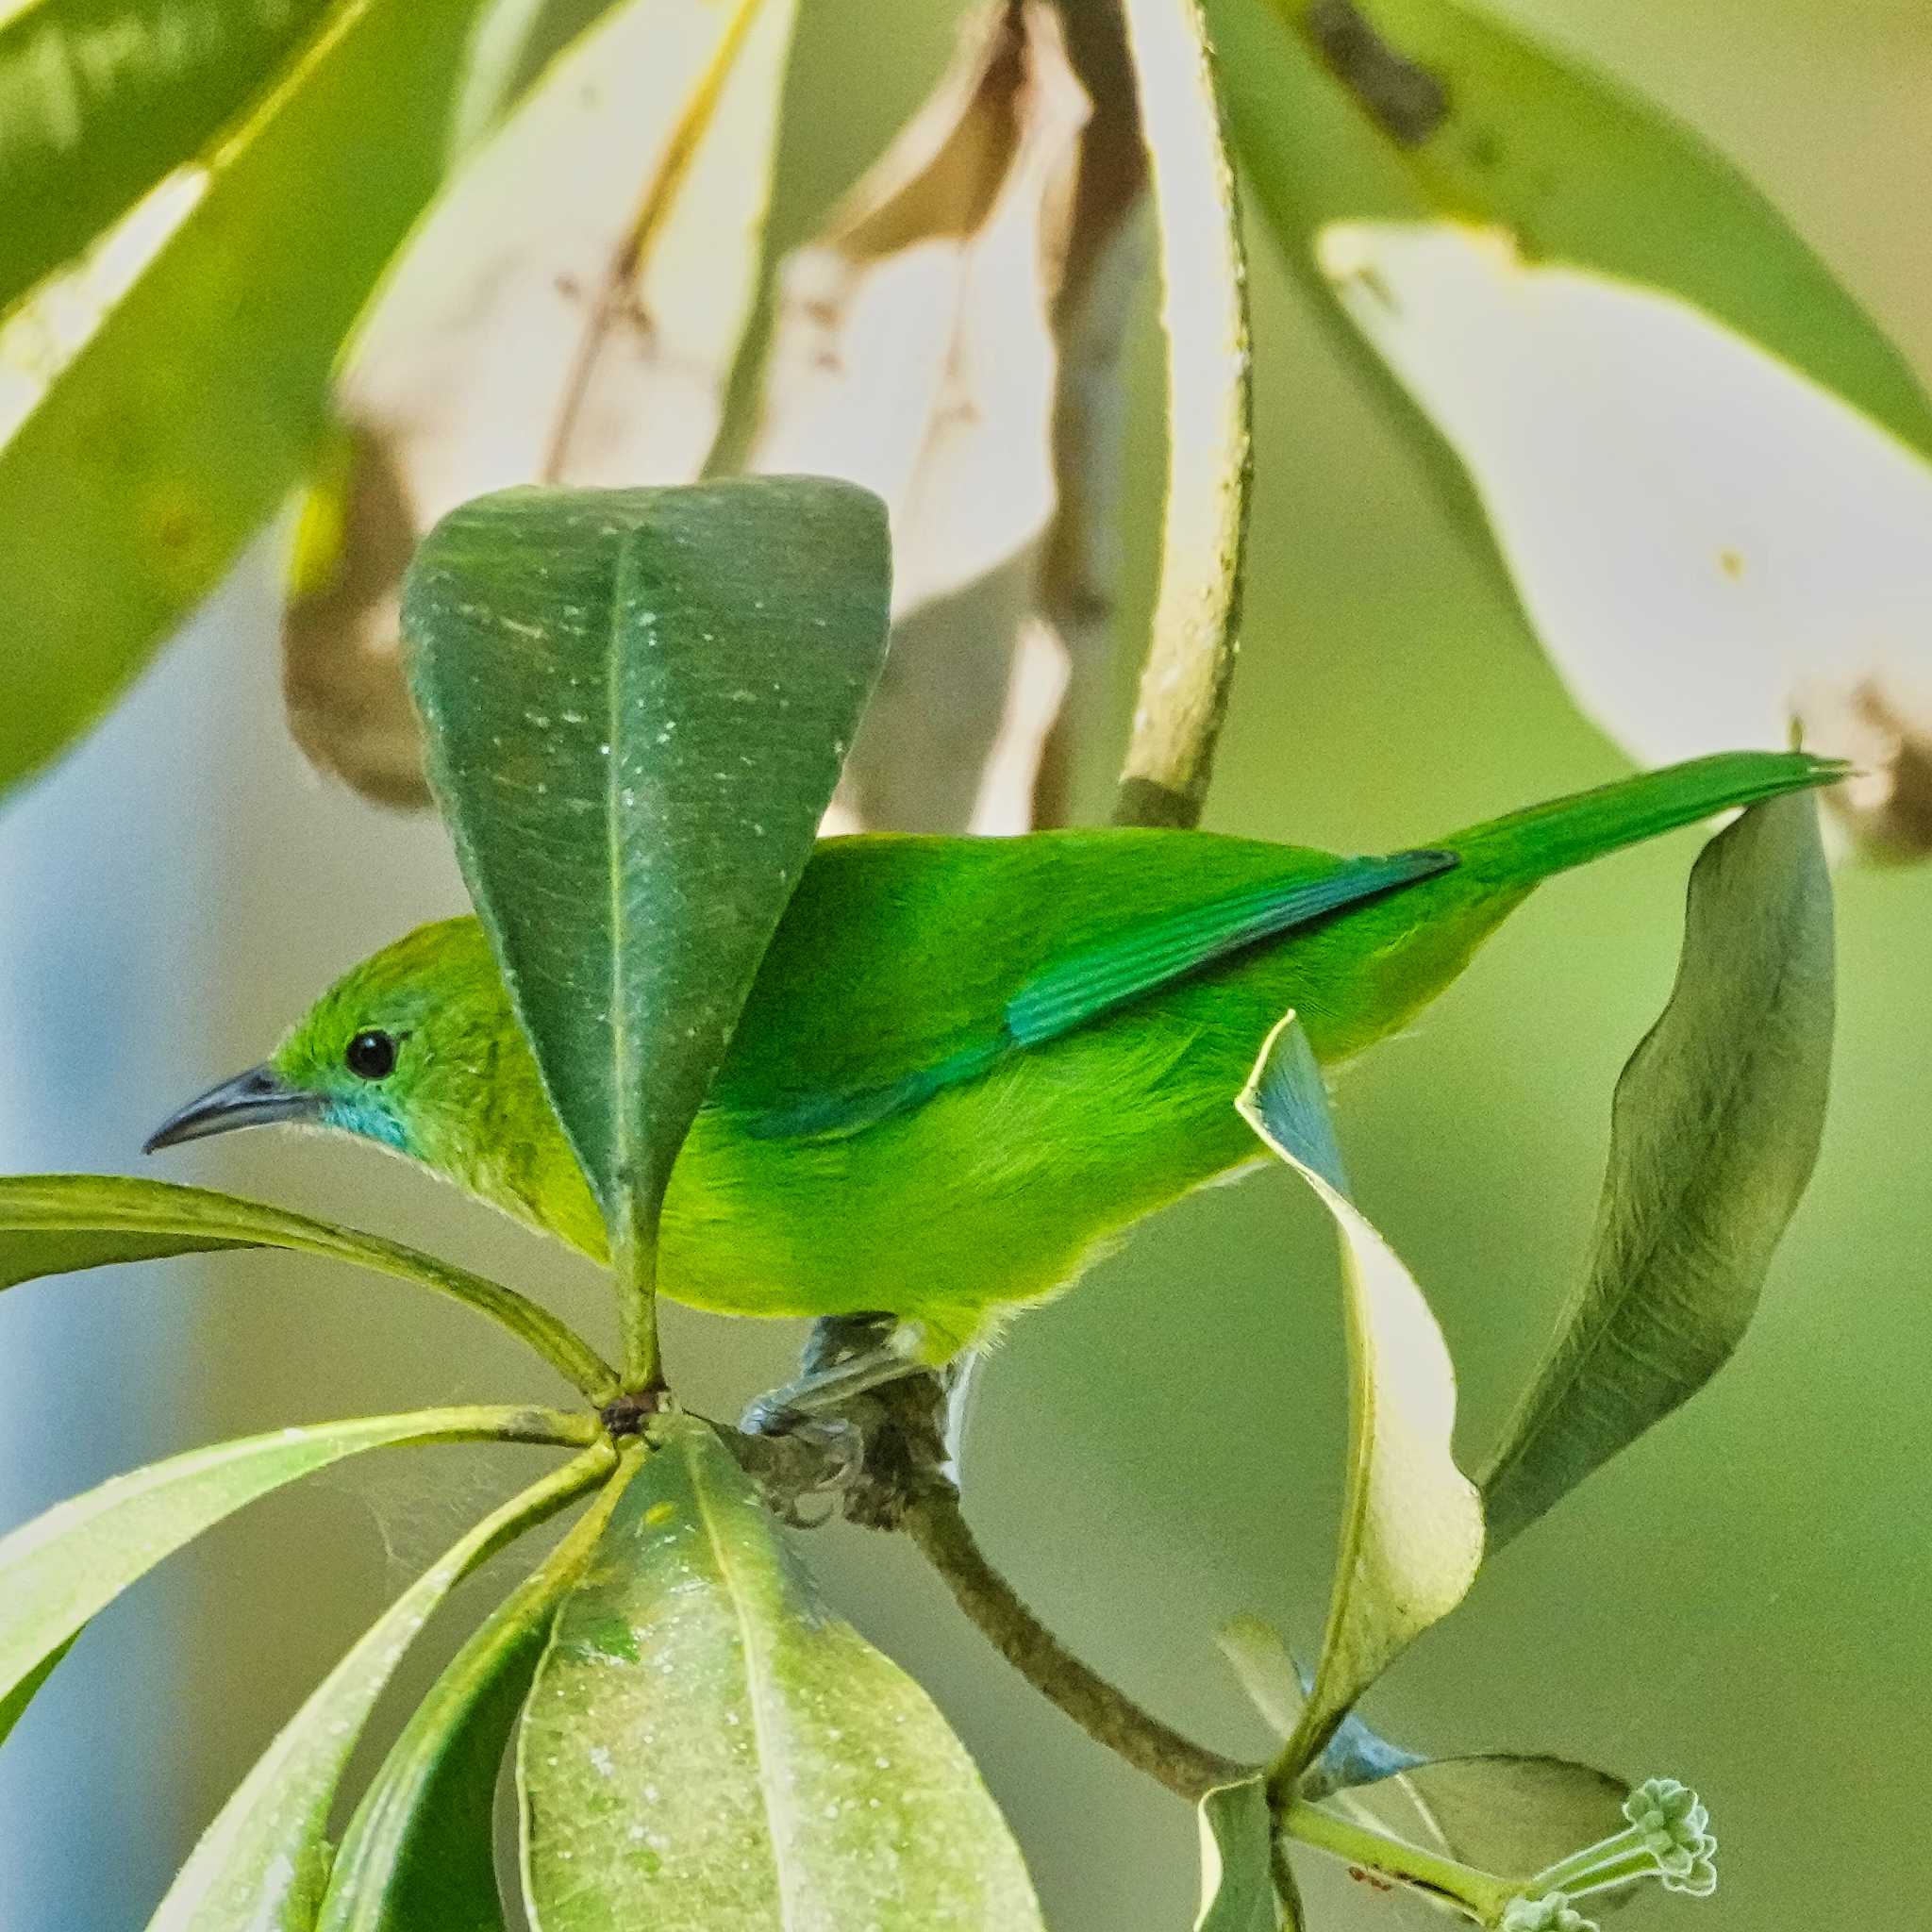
[1113,0,1252,829]
[1196,1776,1288,1932]
[1237,1015,1483,1778]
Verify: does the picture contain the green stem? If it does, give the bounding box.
[616,1221,662,1393]
[1279,1799,1516,1923]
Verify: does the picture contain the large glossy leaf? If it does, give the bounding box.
[0,1405,592,1740]
[1196,1777,1287,1932]
[0,0,335,315]
[744,0,1100,835]
[1112,0,1250,829]
[284,0,798,804]
[316,1445,641,1932]
[1480,795,1834,1548]
[0,0,529,804]
[0,1174,615,1398]
[404,477,891,1337]
[1208,0,1932,853]
[147,1444,613,1932]
[516,1412,1044,1930]
[1237,1016,1483,1778]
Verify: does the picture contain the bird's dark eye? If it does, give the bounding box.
[344,1030,398,1080]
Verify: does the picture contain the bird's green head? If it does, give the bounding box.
[144,917,521,1167]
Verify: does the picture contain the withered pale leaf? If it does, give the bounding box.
[282,0,798,805]
[749,0,1141,834]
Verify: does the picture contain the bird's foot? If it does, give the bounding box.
[734,1408,867,1525]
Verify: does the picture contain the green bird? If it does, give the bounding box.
[147,750,1837,1408]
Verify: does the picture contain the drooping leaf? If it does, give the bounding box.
[1237,1016,1483,1779]
[1216,1618,1423,1800]
[0,0,336,315]
[1212,0,1932,458]
[516,1412,1044,1931]
[147,1444,612,1932]
[1208,0,1932,853]
[0,1174,615,1398]
[1349,1756,1631,1896]
[744,0,1115,835]
[0,0,552,804]
[1111,0,1251,830]
[1314,218,1932,855]
[1481,795,1834,1548]
[316,1445,641,1932]
[0,1406,592,1740]
[1195,1776,1286,1932]
[283,0,799,804]
[403,477,891,1315]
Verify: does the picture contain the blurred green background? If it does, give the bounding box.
[2,2,1927,1926]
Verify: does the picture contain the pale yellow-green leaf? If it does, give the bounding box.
[517,1412,1044,1930]
[284,0,798,804]
[1320,218,1932,855]
[145,1444,611,1932]
[1237,1015,1483,1778]
[1207,0,1932,854]
[0,0,544,806]
[0,1406,593,1735]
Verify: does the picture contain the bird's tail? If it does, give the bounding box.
[1439,750,1847,884]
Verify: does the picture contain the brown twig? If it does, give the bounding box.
[901,1481,1247,1801]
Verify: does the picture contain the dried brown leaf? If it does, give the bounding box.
[750,0,1145,833]
[282,0,798,805]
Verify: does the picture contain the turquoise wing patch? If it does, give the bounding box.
[1004,848,1457,1045]
[741,847,1457,1141]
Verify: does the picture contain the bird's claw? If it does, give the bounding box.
[737,1405,867,1525]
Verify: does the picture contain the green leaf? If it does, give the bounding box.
[0,1635,74,1749]
[147,1444,612,1932]
[284,0,800,805]
[1210,0,1932,461]
[403,476,890,1366]
[516,1412,1044,1931]
[316,1445,641,1932]
[0,0,530,804]
[0,1405,592,1741]
[1196,1777,1286,1932]
[1208,0,1932,853]
[1114,0,1251,829]
[1237,1016,1483,1779]
[0,0,336,316]
[1351,1755,1631,1894]
[1480,795,1834,1548]
[0,1174,616,1398]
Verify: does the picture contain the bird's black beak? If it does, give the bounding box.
[142,1065,322,1154]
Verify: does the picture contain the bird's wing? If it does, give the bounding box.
[724,836,1455,1142]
